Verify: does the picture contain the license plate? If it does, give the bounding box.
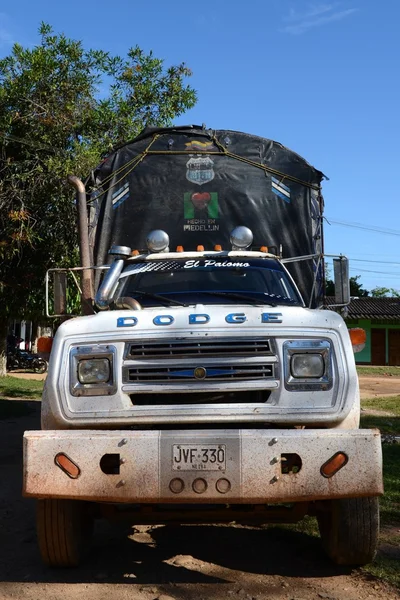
[172,444,226,471]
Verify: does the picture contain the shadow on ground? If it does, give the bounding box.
[0,401,352,588]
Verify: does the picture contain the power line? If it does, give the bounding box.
[349,258,400,266]
[349,267,400,277]
[325,218,400,237]
[325,256,400,266]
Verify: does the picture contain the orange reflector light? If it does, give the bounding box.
[131,249,139,256]
[349,328,367,353]
[55,453,81,479]
[197,245,205,251]
[260,246,269,253]
[176,245,184,252]
[320,452,348,478]
[214,244,222,251]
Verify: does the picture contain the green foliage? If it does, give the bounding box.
[349,275,369,297]
[371,287,400,298]
[325,274,369,297]
[326,276,400,299]
[0,23,196,320]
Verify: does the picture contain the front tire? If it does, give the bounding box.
[37,499,93,567]
[317,496,379,565]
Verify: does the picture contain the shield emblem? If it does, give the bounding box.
[186,156,215,186]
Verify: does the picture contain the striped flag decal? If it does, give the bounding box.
[112,182,130,209]
[271,177,291,203]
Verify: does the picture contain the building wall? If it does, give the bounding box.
[346,319,400,364]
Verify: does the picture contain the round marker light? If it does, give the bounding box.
[230,226,253,249]
[216,478,231,494]
[169,478,184,494]
[192,478,208,494]
[146,230,169,253]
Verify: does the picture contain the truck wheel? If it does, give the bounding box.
[37,499,93,567]
[316,497,379,565]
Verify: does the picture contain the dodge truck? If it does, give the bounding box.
[23,126,383,567]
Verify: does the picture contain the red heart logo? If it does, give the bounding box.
[191,192,211,210]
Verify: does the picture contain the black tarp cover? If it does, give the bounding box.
[89,126,325,307]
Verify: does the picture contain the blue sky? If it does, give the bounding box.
[1,1,399,292]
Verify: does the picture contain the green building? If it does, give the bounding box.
[327,297,400,365]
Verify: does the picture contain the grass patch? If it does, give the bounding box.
[357,366,400,376]
[0,376,43,400]
[280,400,400,588]
[361,396,400,416]
[360,397,400,587]
[361,396,400,435]
[360,397,400,528]
[365,555,400,589]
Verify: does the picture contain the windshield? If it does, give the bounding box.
[115,258,303,308]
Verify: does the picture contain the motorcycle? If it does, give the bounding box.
[6,349,48,374]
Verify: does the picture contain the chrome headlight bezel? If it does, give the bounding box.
[70,345,117,397]
[283,339,333,391]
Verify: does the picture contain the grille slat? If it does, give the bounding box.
[127,338,271,359]
[125,364,274,383]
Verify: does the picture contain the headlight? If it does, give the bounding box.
[283,340,333,391]
[78,358,110,384]
[290,353,324,378]
[70,345,117,397]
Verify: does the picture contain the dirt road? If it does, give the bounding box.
[359,375,400,399]
[0,396,399,600]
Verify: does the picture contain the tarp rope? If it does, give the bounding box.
[92,133,321,202]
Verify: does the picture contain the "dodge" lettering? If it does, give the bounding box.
[117,313,283,327]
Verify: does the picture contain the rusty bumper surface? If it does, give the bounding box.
[23,429,383,503]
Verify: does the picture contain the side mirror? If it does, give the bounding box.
[333,257,350,305]
[53,272,68,315]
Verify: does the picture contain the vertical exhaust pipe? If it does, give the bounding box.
[67,175,94,315]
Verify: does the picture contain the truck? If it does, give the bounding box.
[23,125,383,567]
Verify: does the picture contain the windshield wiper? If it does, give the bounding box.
[132,290,189,307]
[199,291,278,306]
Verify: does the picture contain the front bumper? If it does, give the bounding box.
[23,429,383,504]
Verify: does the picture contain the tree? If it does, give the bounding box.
[325,275,369,297]
[0,23,197,375]
[370,287,400,298]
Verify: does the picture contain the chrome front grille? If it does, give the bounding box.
[123,363,274,384]
[122,337,277,390]
[126,338,272,359]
